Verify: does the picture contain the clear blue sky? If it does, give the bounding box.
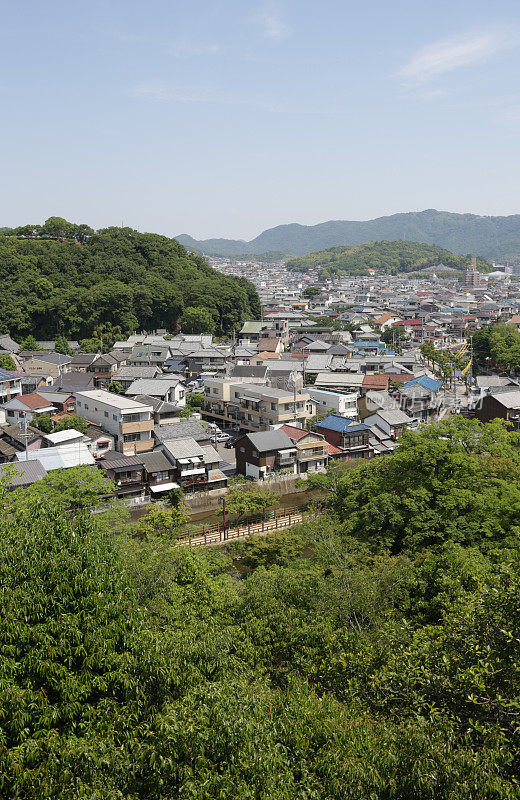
[1,0,520,239]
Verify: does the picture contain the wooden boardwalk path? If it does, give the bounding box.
[177,506,306,547]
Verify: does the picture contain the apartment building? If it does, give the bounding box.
[306,387,358,419]
[75,389,154,456]
[203,378,311,431]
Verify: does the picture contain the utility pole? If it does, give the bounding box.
[22,412,29,461]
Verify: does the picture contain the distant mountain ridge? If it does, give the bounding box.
[176,209,520,260]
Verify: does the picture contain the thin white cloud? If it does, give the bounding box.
[169,41,222,58]
[133,84,173,102]
[399,29,519,86]
[257,4,292,41]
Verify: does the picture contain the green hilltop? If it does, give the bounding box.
[0,218,260,340]
[285,240,492,278]
[177,209,520,260]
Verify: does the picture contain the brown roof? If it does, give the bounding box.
[18,392,53,410]
[259,338,281,352]
[362,374,389,390]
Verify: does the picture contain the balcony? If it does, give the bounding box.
[120,419,154,434]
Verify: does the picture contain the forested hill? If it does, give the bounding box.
[0,220,260,339]
[285,240,491,277]
[177,209,520,259]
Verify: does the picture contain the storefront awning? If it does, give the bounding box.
[150,481,180,493]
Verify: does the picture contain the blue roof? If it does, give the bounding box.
[343,423,370,433]
[316,414,356,432]
[401,375,442,393]
[0,368,17,381]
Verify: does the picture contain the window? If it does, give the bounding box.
[113,414,117,420]
[124,433,140,442]
[84,404,89,410]
[7,410,14,417]
[124,413,141,423]
[156,470,169,481]
[77,400,81,407]
[104,411,108,417]
[239,447,245,453]
[97,440,109,449]
[252,449,258,458]
[271,402,276,410]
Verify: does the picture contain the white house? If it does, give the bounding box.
[306,387,358,419]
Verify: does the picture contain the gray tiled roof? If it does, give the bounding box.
[242,429,295,453]
[154,422,209,443]
[140,451,173,473]
[161,437,204,459]
[0,460,47,486]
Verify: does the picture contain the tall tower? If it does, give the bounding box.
[463,257,480,288]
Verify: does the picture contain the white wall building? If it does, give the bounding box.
[75,390,154,456]
[307,387,359,419]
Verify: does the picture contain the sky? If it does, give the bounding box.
[1,0,520,240]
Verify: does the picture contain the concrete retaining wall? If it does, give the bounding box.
[183,473,309,514]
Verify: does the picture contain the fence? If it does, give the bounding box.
[177,505,306,547]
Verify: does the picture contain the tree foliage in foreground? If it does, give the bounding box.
[3,417,520,797]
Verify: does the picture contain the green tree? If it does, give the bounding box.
[54,335,72,355]
[0,352,16,370]
[55,414,88,435]
[331,417,520,555]
[79,336,101,352]
[10,465,114,512]
[302,286,322,298]
[381,324,408,351]
[31,413,53,433]
[139,502,190,539]
[223,484,280,525]
[19,334,38,352]
[187,392,204,408]
[109,380,124,394]
[182,306,216,334]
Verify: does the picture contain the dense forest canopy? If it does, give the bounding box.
[0,218,261,339]
[3,417,520,797]
[176,209,520,259]
[285,240,491,277]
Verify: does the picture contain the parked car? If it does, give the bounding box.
[216,432,230,443]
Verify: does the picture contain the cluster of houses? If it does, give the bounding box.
[1,265,519,501]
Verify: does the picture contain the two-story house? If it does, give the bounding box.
[128,344,172,367]
[316,414,374,460]
[140,451,180,496]
[112,365,161,390]
[234,429,297,479]
[75,390,154,456]
[279,424,329,474]
[159,437,226,492]
[0,368,22,404]
[364,409,415,440]
[1,392,57,425]
[126,378,186,407]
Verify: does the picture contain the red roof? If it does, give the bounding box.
[395,319,423,327]
[279,423,320,442]
[326,442,343,456]
[18,392,52,409]
[362,374,389,390]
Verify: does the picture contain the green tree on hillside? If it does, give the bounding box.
[182,306,216,334]
[54,335,72,355]
[0,352,16,370]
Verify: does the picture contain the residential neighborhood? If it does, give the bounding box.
[0,265,519,506]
